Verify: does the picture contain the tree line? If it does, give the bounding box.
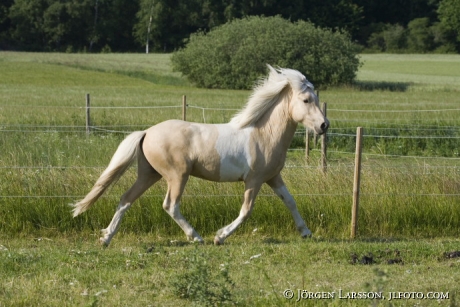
[0,0,458,53]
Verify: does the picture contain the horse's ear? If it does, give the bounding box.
[266,64,278,75]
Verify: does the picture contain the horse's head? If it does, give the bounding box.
[271,66,329,135]
[290,84,329,135]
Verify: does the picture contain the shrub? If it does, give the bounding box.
[171,16,361,89]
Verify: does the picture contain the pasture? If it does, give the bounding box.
[0,52,459,306]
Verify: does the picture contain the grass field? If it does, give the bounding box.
[0,52,459,306]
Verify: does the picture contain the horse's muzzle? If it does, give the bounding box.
[317,120,329,135]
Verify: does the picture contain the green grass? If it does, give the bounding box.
[0,234,458,306]
[356,53,460,88]
[0,51,459,239]
[0,51,459,306]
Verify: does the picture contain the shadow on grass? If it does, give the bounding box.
[117,70,190,87]
[353,80,413,92]
[50,61,190,87]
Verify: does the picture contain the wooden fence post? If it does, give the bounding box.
[351,127,364,239]
[321,102,327,173]
[305,130,310,162]
[182,95,187,121]
[314,90,319,147]
[86,93,91,135]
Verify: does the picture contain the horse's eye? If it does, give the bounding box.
[303,99,310,104]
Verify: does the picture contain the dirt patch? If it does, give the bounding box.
[350,249,404,265]
[444,251,460,259]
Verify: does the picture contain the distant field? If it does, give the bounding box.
[357,53,460,87]
[0,52,459,306]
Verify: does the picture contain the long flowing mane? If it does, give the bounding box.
[230,65,314,128]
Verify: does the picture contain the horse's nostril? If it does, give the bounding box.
[320,122,329,131]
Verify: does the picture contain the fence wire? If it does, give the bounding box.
[1,103,459,201]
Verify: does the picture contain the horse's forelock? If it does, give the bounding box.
[277,67,314,93]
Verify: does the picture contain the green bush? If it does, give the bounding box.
[171,16,361,89]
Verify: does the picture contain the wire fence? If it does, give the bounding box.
[1,103,459,201]
[2,104,459,112]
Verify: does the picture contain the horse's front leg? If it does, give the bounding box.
[267,174,311,237]
[214,181,262,245]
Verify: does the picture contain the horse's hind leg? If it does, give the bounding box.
[267,174,311,237]
[100,153,161,246]
[163,175,204,243]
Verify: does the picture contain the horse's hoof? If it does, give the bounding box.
[214,236,224,245]
[187,234,204,244]
[300,228,312,238]
[99,237,109,247]
[192,237,204,244]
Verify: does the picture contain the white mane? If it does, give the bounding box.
[230,65,314,128]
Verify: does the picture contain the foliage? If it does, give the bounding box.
[133,0,208,52]
[171,16,361,89]
[382,24,407,52]
[407,18,434,53]
[170,246,235,306]
[430,22,458,53]
[0,0,456,54]
[366,19,458,53]
[0,0,458,54]
[438,0,460,42]
[133,0,364,53]
[6,0,138,52]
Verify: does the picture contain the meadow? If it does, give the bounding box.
[0,52,459,306]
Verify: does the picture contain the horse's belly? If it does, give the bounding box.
[214,125,253,182]
[191,151,249,182]
[218,155,250,182]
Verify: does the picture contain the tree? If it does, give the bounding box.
[133,0,156,52]
[384,24,407,52]
[0,0,14,48]
[134,0,208,52]
[7,0,139,52]
[438,0,460,42]
[354,0,440,46]
[133,0,365,52]
[8,0,49,50]
[407,17,433,52]
[91,0,139,52]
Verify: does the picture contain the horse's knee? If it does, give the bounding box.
[163,202,180,217]
[117,202,132,213]
[239,207,253,222]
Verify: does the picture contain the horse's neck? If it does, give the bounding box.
[254,97,297,150]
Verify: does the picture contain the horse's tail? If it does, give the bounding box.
[71,130,147,217]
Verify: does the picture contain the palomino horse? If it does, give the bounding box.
[72,65,329,246]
